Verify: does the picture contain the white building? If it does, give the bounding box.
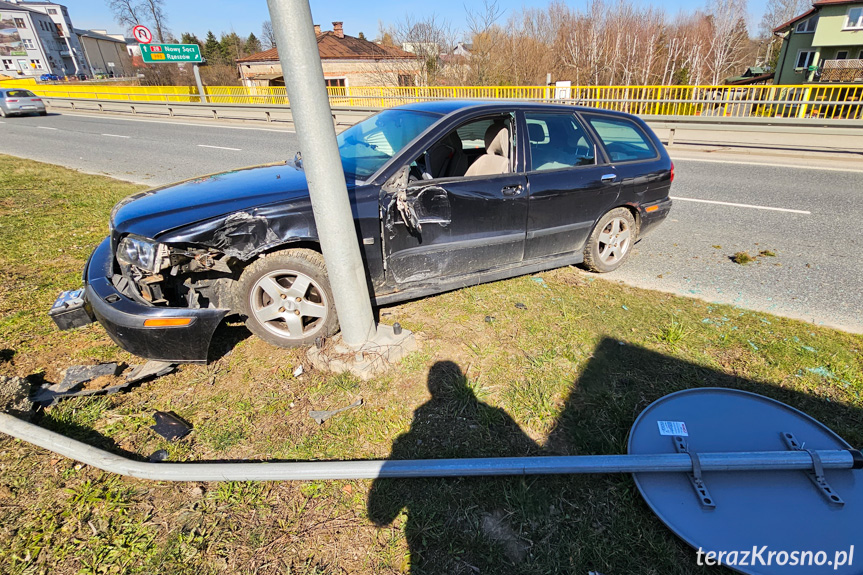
[0,0,88,76]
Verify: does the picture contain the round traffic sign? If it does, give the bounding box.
[132,25,153,44]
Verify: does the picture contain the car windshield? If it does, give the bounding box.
[337,109,439,178]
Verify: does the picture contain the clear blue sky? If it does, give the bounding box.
[68,0,769,40]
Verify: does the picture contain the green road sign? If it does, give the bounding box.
[140,43,202,63]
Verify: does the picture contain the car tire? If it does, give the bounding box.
[237,248,339,348]
[0,108,6,118]
[38,111,47,116]
[583,207,637,273]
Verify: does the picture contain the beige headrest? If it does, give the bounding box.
[484,123,509,159]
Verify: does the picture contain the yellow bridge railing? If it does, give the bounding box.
[2,81,861,120]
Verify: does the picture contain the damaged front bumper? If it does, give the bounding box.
[82,238,229,363]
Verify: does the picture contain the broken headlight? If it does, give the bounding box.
[116,235,160,272]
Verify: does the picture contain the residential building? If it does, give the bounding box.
[773,0,863,83]
[0,0,83,76]
[75,29,133,77]
[237,21,419,88]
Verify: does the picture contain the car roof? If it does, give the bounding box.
[396,99,636,120]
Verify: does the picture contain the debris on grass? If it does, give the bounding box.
[0,375,33,420]
[309,397,363,424]
[60,363,121,389]
[293,365,304,378]
[759,250,776,257]
[801,345,817,353]
[126,360,176,383]
[712,245,722,249]
[150,411,193,441]
[515,303,527,310]
[731,251,755,265]
[149,449,169,462]
[484,315,495,323]
[530,277,548,288]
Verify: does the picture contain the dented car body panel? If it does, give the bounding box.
[76,101,673,363]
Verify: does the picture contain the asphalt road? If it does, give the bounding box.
[1,111,861,332]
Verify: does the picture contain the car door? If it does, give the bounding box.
[383,112,529,286]
[522,110,621,260]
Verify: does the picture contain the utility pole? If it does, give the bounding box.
[264,0,377,349]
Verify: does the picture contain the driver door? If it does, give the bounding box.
[382,113,528,286]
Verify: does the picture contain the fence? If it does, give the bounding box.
[2,79,862,120]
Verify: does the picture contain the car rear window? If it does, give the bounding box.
[6,90,36,98]
[584,115,657,163]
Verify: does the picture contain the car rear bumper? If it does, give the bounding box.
[638,197,672,238]
[3,103,46,115]
[84,237,229,363]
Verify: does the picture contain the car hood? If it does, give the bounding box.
[111,162,317,239]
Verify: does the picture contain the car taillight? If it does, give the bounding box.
[31,98,41,102]
[6,99,17,102]
[670,162,675,183]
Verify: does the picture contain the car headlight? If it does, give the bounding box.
[116,235,160,272]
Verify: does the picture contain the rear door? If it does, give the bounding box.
[522,111,620,260]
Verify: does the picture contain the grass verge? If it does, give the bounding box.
[0,155,861,574]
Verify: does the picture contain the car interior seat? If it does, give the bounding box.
[464,122,511,177]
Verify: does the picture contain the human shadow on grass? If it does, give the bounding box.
[368,339,863,575]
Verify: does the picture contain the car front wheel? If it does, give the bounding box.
[583,207,637,273]
[237,249,339,347]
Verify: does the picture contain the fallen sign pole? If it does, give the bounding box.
[0,410,857,481]
[3,388,862,575]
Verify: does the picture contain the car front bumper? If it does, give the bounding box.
[637,197,672,238]
[84,237,229,363]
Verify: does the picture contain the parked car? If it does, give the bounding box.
[51,101,673,363]
[0,89,46,117]
[39,73,60,82]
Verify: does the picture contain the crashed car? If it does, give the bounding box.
[51,101,673,363]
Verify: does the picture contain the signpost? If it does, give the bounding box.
[140,43,202,63]
[132,25,153,44]
[138,42,206,103]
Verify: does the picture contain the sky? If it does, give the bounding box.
[67,0,770,41]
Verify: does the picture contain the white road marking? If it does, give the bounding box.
[37,126,57,130]
[60,112,295,133]
[670,196,811,214]
[198,144,241,151]
[101,133,130,138]
[671,156,863,174]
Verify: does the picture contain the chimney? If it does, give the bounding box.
[332,21,344,39]
[313,24,321,35]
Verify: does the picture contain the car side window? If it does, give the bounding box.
[411,114,514,180]
[525,113,595,172]
[584,115,658,163]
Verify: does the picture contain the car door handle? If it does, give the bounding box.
[502,184,523,196]
[601,174,617,183]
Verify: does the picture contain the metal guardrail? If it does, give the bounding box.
[41,97,863,140]
[5,82,863,120]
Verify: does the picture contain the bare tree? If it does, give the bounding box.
[106,0,141,31]
[261,20,277,50]
[140,0,168,43]
[465,0,505,85]
[758,0,810,67]
[384,14,456,85]
[704,0,751,84]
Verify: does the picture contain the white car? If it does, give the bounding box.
[0,89,46,117]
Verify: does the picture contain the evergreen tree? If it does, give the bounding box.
[220,32,244,62]
[202,30,222,63]
[180,32,202,48]
[246,32,262,55]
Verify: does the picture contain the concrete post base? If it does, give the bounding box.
[306,323,418,380]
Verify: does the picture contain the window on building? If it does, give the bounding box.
[398,74,414,86]
[845,7,863,29]
[1,59,13,71]
[324,78,346,87]
[584,114,658,163]
[47,8,57,14]
[795,15,818,33]
[836,51,849,60]
[859,50,863,59]
[30,59,43,70]
[525,113,595,171]
[795,50,817,69]
[22,39,35,49]
[54,23,64,36]
[14,17,26,29]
